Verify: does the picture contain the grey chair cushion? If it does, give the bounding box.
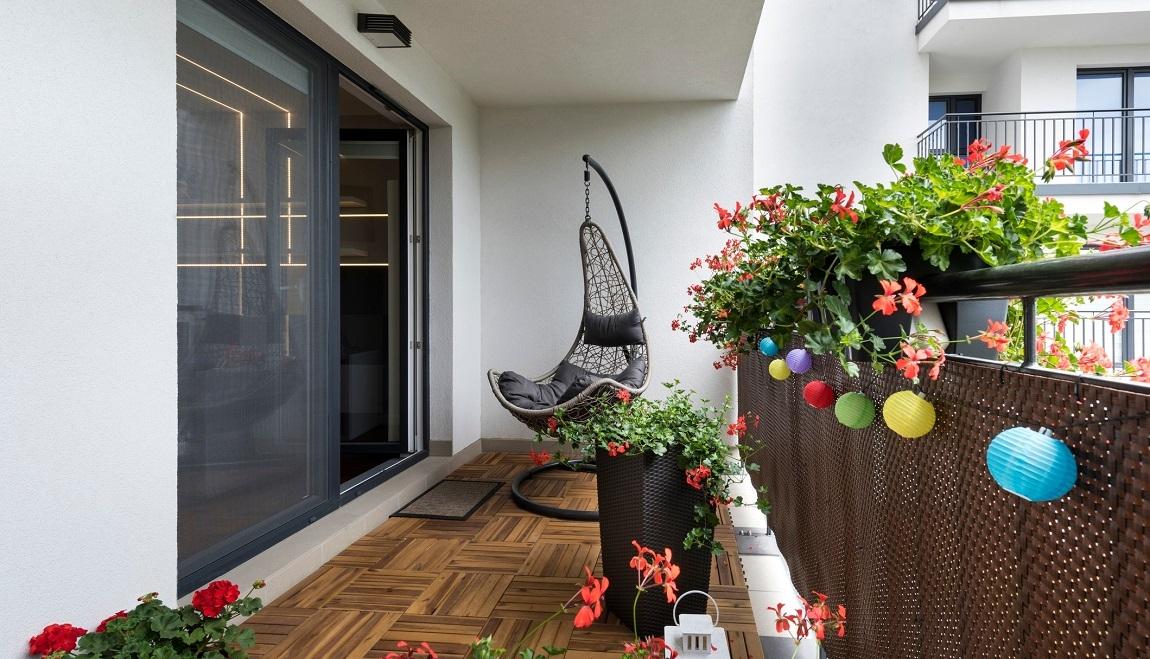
[499,357,648,411]
[583,309,644,347]
[498,361,584,410]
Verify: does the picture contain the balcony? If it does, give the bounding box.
[918,109,1150,194]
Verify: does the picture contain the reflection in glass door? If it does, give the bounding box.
[176,0,331,588]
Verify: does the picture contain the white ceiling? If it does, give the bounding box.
[381,0,764,107]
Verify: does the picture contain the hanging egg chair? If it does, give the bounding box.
[488,155,650,520]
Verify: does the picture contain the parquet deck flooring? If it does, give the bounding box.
[243,452,764,658]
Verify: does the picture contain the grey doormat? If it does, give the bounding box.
[392,479,503,520]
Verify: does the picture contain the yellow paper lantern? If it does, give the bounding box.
[768,358,791,380]
[882,390,935,439]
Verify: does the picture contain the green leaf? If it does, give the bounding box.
[1121,226,1142,246]
[1104,201,1121,219]
[883,143,904,167]
[542,646,566,657]
[149,611,185,640]
[842,360,861,378]
[865,249,906,280]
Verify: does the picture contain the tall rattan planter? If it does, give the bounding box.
[595,446,711,636]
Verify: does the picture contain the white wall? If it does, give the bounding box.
[262,0,484,452]
[753,0,929,190]
[0,1,177,654]
[478,91,751,438]
[1020,44,1150,110]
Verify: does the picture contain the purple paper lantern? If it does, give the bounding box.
[785,348,812,374]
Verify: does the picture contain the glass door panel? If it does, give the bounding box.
[337,82,412,487]
[1077,72,1124,182]
[176,0,329,582]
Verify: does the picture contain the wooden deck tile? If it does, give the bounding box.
[521,541,600,578]
[479,617,574,652]
[374,537,468,572]
[330,536,404,568]
[446,540,533,574]
[273,566,363,609]
[324,569,438,612]
[369,615,489,658]
[475,514,547,543]
[262,608,397,659]
[408,571,516,617]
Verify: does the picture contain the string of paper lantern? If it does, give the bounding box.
[759,344,1150,504]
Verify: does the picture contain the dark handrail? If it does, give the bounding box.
[919,246,1150,394]
[583,154,638,295]
[920,246,1150,302]
[916,108,1150,140]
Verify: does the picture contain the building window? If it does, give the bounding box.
[1077,68,1150,182]
[927,94,981,157]
[177,0,427,594]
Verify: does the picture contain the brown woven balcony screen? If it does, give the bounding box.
[738,349,1150,658]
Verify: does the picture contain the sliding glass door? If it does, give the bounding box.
[176,0,335,588]
[176,0,426,593]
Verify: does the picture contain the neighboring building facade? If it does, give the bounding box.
[1,0,1147,654]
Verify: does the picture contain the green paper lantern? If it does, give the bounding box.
[835,392,876,429]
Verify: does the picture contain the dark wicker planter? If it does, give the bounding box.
[595,446,712,636]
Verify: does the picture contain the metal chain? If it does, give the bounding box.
[584,163,591,221]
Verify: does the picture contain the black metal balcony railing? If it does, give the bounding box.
[1038,306,1150,375]
[917,109,1150,184]
[918,0,943,22]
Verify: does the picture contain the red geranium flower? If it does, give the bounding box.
[386,640,438,659]
[95,610,128,633]
[29,623,87,656]
[685,465,712,491]
[191,580,240,618]
[899,277,926,316]
[546,416,559,434]
[829,187,858,223]
[726,415,747,437]
[574,566,609,628]
[977,319,1010,353]
[872,279,901,316]
[1108,298,1129,333]
[615,388,632,404]
[529,448,550,466]
[624,636,677,659]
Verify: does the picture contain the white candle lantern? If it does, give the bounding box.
[664,590,730,658]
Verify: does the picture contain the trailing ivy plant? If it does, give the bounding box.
[535,382,769,554]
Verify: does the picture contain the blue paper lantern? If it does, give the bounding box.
[758,337,779,357]
[785,348,812,374]
[986,427,1077,502]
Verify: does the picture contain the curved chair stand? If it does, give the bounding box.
[510,460,599,521]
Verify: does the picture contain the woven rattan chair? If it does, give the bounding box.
[487,224,650,432]
[488,155,650,520]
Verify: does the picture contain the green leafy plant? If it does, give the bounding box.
[673,136,1103,378]
[535,383,769,554]
[28,580,265,659]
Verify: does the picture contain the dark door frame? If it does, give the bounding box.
[336,128,414,498]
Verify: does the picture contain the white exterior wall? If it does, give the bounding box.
[262,0,484,452]
[753,0,929,190]
[478,89,752,439]
[0,1,178,655]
